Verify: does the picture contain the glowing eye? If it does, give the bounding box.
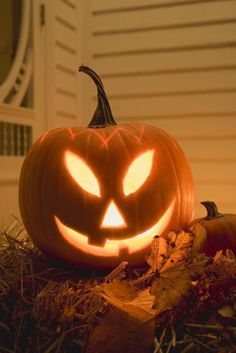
[64,150,101,197]
[123,150,155,196]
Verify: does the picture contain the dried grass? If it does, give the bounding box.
[0,218,107,353]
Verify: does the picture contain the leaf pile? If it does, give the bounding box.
[87,229,236,353]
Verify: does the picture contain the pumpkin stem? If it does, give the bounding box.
[78,65,117,128]
[201,201,223,219]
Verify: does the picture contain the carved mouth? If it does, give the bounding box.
[54,199,175,257]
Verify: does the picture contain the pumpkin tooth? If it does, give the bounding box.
[87,237,107,247]
[118,245,130,257]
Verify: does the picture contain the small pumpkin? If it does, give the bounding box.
[191,201,236,256]
[19,66,194,269]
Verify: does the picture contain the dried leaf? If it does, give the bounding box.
[85,309,155,353]
[96,280,156,317]
[218,306,235,318]
[160,230,194,272]
[188,254,211,277]
[191,223,207,253]
[175,230,194,248]
[213,251,236,271]
[226,249,236,260]
[214,250,223,262]
[96,279,137,302]
[145,236,168,272]
[151,265,192,314]
[145,230,194,275]
[195,252,236,319]
[167,230,178,246]
[125,288,156,316]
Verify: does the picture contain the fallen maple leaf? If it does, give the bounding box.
[85,309,155,353]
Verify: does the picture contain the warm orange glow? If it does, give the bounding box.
[54,198,175,257]
[123,150,154,196]
[101,200,126,228]
[64,150,100,197]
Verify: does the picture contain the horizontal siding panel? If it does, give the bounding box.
[179,139,236,160]
[93,24,236,55]
[55,68,77,90]
[56,110,77,120]
[54,115,77,129]
[191,161,236,183]
[120,116,236,139]
[55,46,77,69]
[111,93,236,117]
[61,0,76,8]
[54,21,77,48]
[0,183,19,218]
[94,48,236,76]
[93,0,164,11]
[54,0,77,27]
[0,156,24,175]
[103,71,236,96]
[92,0,219,12]
[55,92,78,117]
[93,2,236,33]
[195,183,236,207]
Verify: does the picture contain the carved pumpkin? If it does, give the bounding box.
[191,201,236,256]
[19,66,194,269]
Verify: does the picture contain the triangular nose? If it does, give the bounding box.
[101,200,126,228]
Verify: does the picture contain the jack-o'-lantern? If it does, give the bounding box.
[19,66,194,269]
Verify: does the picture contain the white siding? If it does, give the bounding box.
[90,0,236,216]
[0,0,45,219]
[1,0,236,220]
[45,0,89,128]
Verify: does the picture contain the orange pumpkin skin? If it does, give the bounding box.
[19,66,194,269]
[192,201,236,256]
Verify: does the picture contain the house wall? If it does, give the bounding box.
[0,0,45,220]
[0,0,236,220]
[89,0,236,217]
[0,0,86,220]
